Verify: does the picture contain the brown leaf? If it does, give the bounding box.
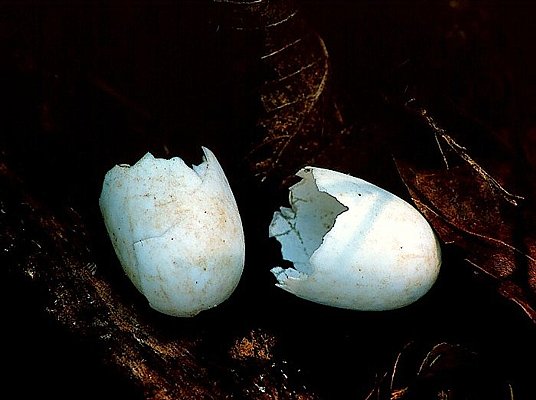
[395,106,536,323]
[215,0,345,184]
[365,342,511,400]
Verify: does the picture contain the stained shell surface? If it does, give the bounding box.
[99,147,245,317]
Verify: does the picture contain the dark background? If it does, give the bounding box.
[1,1,535,399]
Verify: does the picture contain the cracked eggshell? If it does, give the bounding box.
[99,147,245,317]
[269,167,441,311]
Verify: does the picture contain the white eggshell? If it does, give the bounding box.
[269,166,441,311]
[99,147,245,317]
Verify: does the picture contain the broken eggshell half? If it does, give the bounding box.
[99,147,245,317]
[269,167,441,311]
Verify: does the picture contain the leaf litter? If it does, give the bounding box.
[394,98,536,323]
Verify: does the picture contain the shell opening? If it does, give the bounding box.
[191,148,210,178]
[269,169,348,282]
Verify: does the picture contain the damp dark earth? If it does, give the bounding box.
[1,1,535,399]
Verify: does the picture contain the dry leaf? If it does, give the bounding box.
[215,0,345,184]
[394,104,536,323]
[365,342,515,400]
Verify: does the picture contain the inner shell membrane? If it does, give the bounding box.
[270,170,348,275]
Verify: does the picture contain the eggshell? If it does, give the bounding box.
[99,147,245,317]
[269,166,441,311]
